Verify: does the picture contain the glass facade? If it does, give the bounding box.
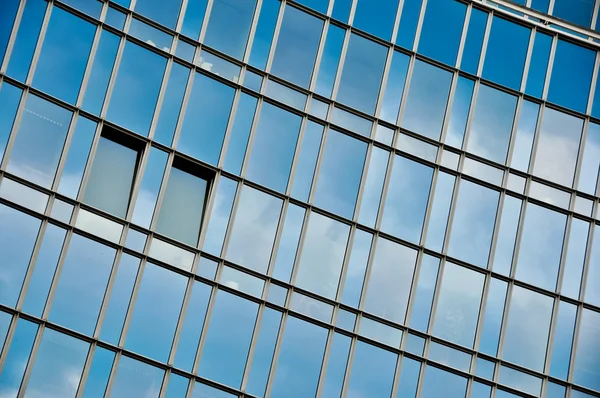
[0,0,599,397]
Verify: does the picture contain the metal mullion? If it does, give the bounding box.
[519,27,536,93]
[75,22,104,109]
[373,144,396,231]
[477,11,493,77]
[573,118,593,200]
[162,62,194,151]
[307,15,329,94]
[217,171,246,260]
[167,275,196,366]
[338,335,357,397]
[288,207,312,287]
[40,229,74,321]
[217,89,243,169]
[52,111,84,193]
[351,141,375,223]
[592,0,600,31]
[439,71,461,147]
[404,250,431,332]
[75,120,104,203]
[577,218,597,304]
[505,94,528,172]
[329,25,351,103]
[473,267,493,353]
[541,34,557,102]
[261,308,289,397]
[355,228,379,313]
[394,54,415,128]
[197,0,214,43]
[125,141,158,224]
[93,250,126,340]
[586,49,600,117]
[263,0,286,75]
[525,96,547,177]
[389,0,405,45]
[99,32,127,120]
[306,123,330,206]
[147,58,175,141]
[567,293,586,384]
[543,295,562,384]
[265,203,292,278]
[459,79,482,157]
[15,322,46,398]
[547,0,556,16]
[145,149,174,235]
[116,256,148,348]
[334,224,359,304]
[346,0,358,26]
[0,313,20,374]
[0,86,28,171]
[174,0,190,34]
[285,116,310,197]
[102,350,122,398]
[0,0,26,74]
[373,45,396,121]
[23,0,53,87]
[314,327,336,397]
[14,220,50,312]
[238,96,264,179]
[240,303,268,391]
[75,343,101,398]
[242,0,263,65]
[455,4,473,70]
[494,279,515,375]
[410,0,428,52]
[191,283,219,374]
[389,349,404,398]
[196,170,224,251]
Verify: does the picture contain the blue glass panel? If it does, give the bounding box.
[271,316,328,398]
[61,0,102,17]
[561,218,588,299]
[433,262,484,348]
[0,319,37,397]
[478,278,507,356]
[502,286,553,372]
[380,50,410,123]
[380,155,433,244]
[424,172,455,251]
[471,382,491,398]
[347,341,397,397]
[553,0,593,27]
[81,347,115,398]
[245,103,301,193]
[249,0,279,69]
[582,123,600,192]
[192,383,235,398]
[573,308,600,391]
[515,203,566,291]
[181,0,209,39]
[408,255,438,329]
[510,100,538,172]
[460,8,487,75]
[246,308,281,397]
[111,356,164,398]
[313,130,366,219]
[153,63,189,147]
[418,0,466,66]
[491,196,521,276]
[315,24,345,98]
[49,234,115,335]
[549,301,576,380]
[395,357,421,397]
[525,32,552,98]
[125,263,186,362]
[57,117,96,199]
[7,94,72,188]
[332,0,352,22]
[353,0,399,40]
[33,7,95,104]
[271,6,323,88]
[290,121,323,202]
[584,226,600,306]
[294,212,349,299]
[131,147,168,228]
[22,224,65,317]
[0,82,22,164]
[357,147,388,227]
[135,0,182,29]
[363,237,417,324]
[177,73,235,165]
[0,0,20,66]
[402,60,452,140]
[447,180,499,268]
[107,42,166,136]
[174,281,211,371]
[530,0,549,13]
[396,0,422,49]
[482,17,530,91]
[81,30,120,116]
[337,34,387,115]
[548,39,595,113]
[0,312,10,350]
[223,93,258,175]
[198,290,258,388]
[296,0,328,13]
[25,329,88,398]
[321,333,351,398]
[165,374,189,398]
[271,204,305,282]
[6,0,46,82]
[421,365,467,398]
[202,177,237,255]
[0,205,40,308]
[99,254,139,345]
[204,0,255,59]
[467,84,517,164]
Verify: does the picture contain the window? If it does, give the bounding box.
[573,308,600,391]
[134,0,183,29]
[418,0,466,66]
[346,341,397,397]
[353,0,399,40]
[203,0,256,59]
[83,127,143,218]
[155,157,213,246]
[553,0,594,27]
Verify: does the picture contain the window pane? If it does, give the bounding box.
[198,291,258,388]
[315,24,345,98]
[447,180,499,268]
[573,308,600,391]
[0,205,40,307]
[313,131,367,219]
[271,316,327,398]
[165,374,189,398]
[130,147,168,228]
[291,121,323,202]
[110,356,164,398]
[125,263,186,362]
[82,347,113,397]
[491,195,521,276]
[24,329,88,398]
[460,8,487,75]
[346,341,397,397]
[271,204,305,282]
[245,308,281,397]
[181,0,209,39]
[245,103,301,193]
[202,177,237,255]
[321,333,350,397]
[6,0,46,82]
[223,93,258,175]
[0,0,19,66]
[83,137,139,218]
[294,212,349,300]
[353,0,398,40]
[380,155,433,244]
[553,0,593,27]
[0,82,22,164]
[467,85,517,164]
[396,0,422,49]
[515,203,566,291]
[418,0,466,66]
[548,39,595,113]
[510,100,539,172]
[248,0,279,69]
[502,286,552,372]
[204,0,255,59]
[421,365,467,398]
[7,94,72,188]
[153,63,190,147]
[0,319,37,396]
[134,0,182,28]
[380,50,410,123]
[433,263,484,348]
[395,357,421,397]
[271,6,322,88]
[402,60,452,140]
[107,42,166,136]
[424,172,455,251]
[532,107,583,188]
[226,185,282,273]
[357,147,389,228]
[584,226,600,306]
[525,32,552,98]
[177,73,235,165]
[409,255,439,332]
[363,237,417,324]
[49,234,115,335]
[57,117,96,199]
[483,17,529,90]
[549,301,576,380]
[33,8,94,104]
[337,34,387,115]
